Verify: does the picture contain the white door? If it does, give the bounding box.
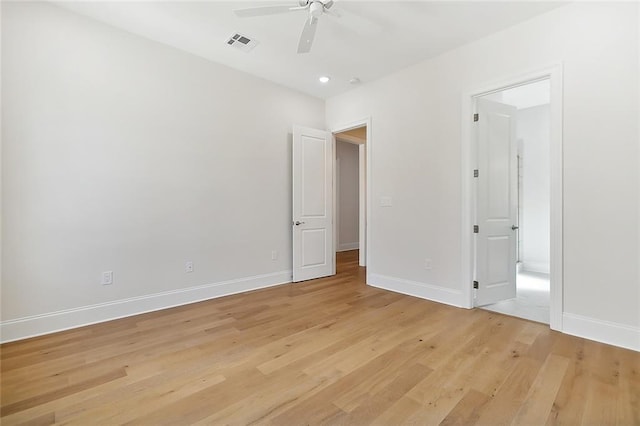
[475,98,518,306]
[292,125,334,282]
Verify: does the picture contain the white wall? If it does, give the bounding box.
[326,2,639,350]
[518,105,550,274]
[336,141,359,251]
[2,1,638,351]
[1,2,324,341]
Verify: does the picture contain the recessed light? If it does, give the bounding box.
[319,76,330,83]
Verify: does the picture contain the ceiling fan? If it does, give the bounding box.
[234,0,337,54]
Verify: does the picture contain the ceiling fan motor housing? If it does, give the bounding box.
[310,1,323,18]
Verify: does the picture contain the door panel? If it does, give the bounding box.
[293,126,333,282]
[476,99,518,306]
[488,236,510,285]
[301,136,327,216]
[302,229,327,267]
[488,114,511,218]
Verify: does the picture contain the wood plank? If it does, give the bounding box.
[333,363,432,424]
[1,250,637,425]
[471,356,543,425]
[1,368,127,417]
[438,389,491,426]
[512,353,570,424]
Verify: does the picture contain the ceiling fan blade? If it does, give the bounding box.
[234,5,302,18]
[297,16,318,54]
[324,8,340,18]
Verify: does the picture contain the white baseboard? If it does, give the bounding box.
[0,270,292,344]
[563,313,640,352]
[370,276,639,352]
[521,261,550,274]
[337,242,359,252]
[6,271,637,353]
[368,273,465,308]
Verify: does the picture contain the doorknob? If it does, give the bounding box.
[294,221,306,226]
[511,225,519,230]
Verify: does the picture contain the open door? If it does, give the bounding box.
[475,98,518,306]
[292,125,334,282]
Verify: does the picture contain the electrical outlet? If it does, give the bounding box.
[271,250,278,261]
[101,271,113,285]
[185,261,194,273]
[424,259,432,270]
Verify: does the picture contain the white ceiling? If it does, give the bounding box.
[54,1,566,99]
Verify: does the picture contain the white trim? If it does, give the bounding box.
[461,91,475,309]
[335,155,341,261]
[366,121,371,279]
[369,274,465,308]
[0,270,292,343]
[331,117,372,278]
[548,64,564,332]
[0,4,3,334]
[338,242,360,252]
[637,3,640,342]
[563,313,640,352]
[521,261,551,275]
[358,144,366,267]
[461,63,564,331]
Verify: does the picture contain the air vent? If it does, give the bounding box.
[226,33,259,52]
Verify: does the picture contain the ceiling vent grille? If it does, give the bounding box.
[226,33,259,52]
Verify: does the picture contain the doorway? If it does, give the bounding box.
[335,139,360,252]
[291,120,370,283]
[478,79,551,324]
[333,123,368,268]
[462,65,563,331]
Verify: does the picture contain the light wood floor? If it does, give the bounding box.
[2,250,638,425]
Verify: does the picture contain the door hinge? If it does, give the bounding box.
[473,225,479,233]
[473,169,479,178]
[473,113,479,122]
[473,280,479,289]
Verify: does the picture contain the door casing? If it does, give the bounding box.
[461,64,564,331]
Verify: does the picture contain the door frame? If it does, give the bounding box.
[461,64,563,331]
[331,118,371,275]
